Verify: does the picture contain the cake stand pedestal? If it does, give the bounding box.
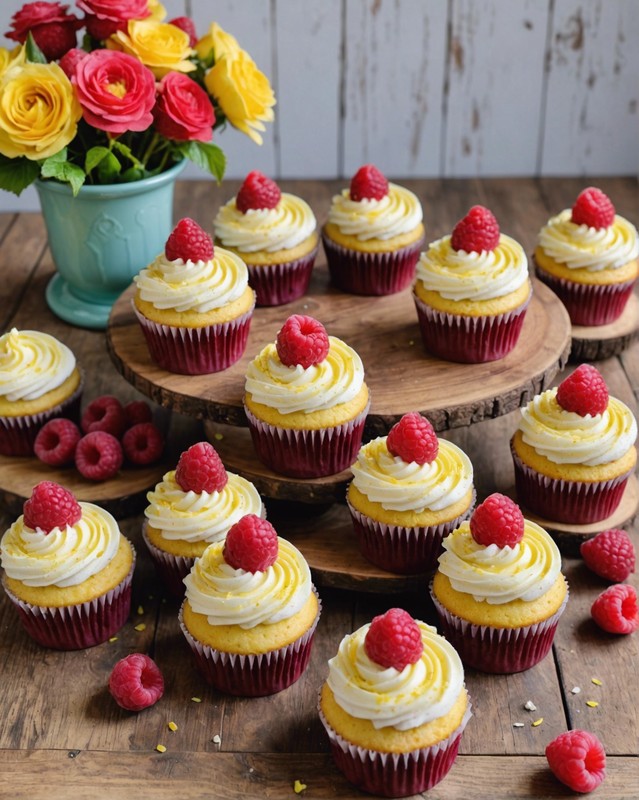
[569,293,639,362]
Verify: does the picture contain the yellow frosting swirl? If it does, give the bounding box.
[518,388,637,465]
[214,192,316,252]
[245,335,365,414]
[183,537,312,628]
[437,520,561,604]
[1,503,120,588]
[0,328,76,402]
[415,234,529,301]
[538,210,639,270]
[327,621,464,731]
[133,246,248,312]
[144,470,263,544]
[327,183,423,241]
[351,437,473,512]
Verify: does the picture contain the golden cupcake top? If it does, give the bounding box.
[0,328,76,402]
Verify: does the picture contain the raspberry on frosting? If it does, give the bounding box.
[23,481,82,534]
[581,529,635,583]
[386,412,438,465]
[223,514,279,573]
[174,441,228,494]
[591,583,639,634]
[349,164,389,202]
[236,170,281,213]
[545,729,606,793]
[276,314,330,369]
[571,187,616,229]
[165,218,214,262]
[470,493,525,548]
[451,205,500,253]
[364,608,423,671]
[556,364,609,417]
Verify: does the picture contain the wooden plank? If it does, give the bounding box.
[0,213,47,332]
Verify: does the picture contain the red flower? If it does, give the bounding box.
[76,0,150,40]
[74,50,156,135]
[5,1,82,61]
[154,72,215,142]
[58,47,89,79]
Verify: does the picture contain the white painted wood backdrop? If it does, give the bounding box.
[1,0,637,211]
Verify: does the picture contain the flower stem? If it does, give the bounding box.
[142,133,160,167]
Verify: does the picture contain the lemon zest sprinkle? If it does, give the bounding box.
[586,700,599,708]
[191,697,202,703]
[591,678,602,686]
[294,780,307,794]
[168,721,178,732]
[531,718,544,727]
[155,744,166,753]
[134,623,146,632]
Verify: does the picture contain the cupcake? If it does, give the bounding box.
[431,494,568,674]
[322,164,424,295]
[0,328,83,456]
[142,441,264,598]
[244,314,370,478]
[133,217,255,374]
[1,481,135,650]
[214,170,319,306]
[413,205,532,363]
[180,514,321,696]
[319,608,471,798]
[511,364,637,524]
[534,187,639,326]
[347,412,474,574]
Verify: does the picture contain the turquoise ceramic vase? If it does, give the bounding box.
[35,159,187,330]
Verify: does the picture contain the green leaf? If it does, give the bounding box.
[0,155,39,195]
[120,167,147,182]
[96,151,121,183]
[25,32,47,64]
[85,146,111,175]
[112,139,143,169]
[178,141,226,183]
[40,151,86,196]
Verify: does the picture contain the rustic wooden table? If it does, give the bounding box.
[0,177,637,800]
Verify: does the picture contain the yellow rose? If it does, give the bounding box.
[195,22,240,61]
[0,45,25,77]
[0,62,81,160]
[205,49,275,145]
[109,20,194,78]
[147,0,166,21]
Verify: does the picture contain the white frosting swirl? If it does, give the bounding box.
[144,470,263,544]
[327,183,423,241]
[134,246,248,312]
[437,520,561,604]
[214,193,317,252]
[416,234,529,301]
[183,537,312,629]
[245,336,365,414]
[519,388,637,466]
[538,209,639,271]
[0,328,76,402]
[351,437,473,512]
[1,503,121,588]
[327,621,464,731]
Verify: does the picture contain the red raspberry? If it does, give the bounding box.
[174,441,228,493]
[108,653,164,712]
[349,164,389,202]
[581,529,636,583]
[58,47,88,79]
[386,412,439,465]
[123,400,153,429]
[591,584,639,634]
[75,432,123,481]
[545,730,606,793]
[470,493,525,548]
[34,418,81,466]
[236,170,282,213]
[165,217,214,262]
[276,315,330,369]
[451,205,500,253]
[81,395,127,438]
[122,423,164,466]
[224,514,278,572]
[23,481,81,533]
[168,16,197,47]
[364,608,424,671]
[556,364,609,417]
[571,187,616,229]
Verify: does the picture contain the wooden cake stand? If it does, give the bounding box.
[569,292,639,361]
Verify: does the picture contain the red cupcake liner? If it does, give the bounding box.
[2,546,135,650]
[179,590,321,697]
[534,262,636,326]
[0,375,83,457]
[430,586,568,674]
[511,446,632,524]
[133,302,254,375]
[322,230,424,296]
[347,493,474,575]
[244,402,370,478]
[247,246,318,306]
[142,525,194,599]
[413,293,530,363]
[319,697,471,798]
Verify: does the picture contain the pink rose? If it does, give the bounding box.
[76,0,150,40]
[5,1,82,61]
[154,72,215,142]
[74,50,156,134]
[58,47,88,79]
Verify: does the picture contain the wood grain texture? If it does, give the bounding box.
[570,293,639,362]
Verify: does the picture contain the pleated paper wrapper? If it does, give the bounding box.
[247,245,318,307]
